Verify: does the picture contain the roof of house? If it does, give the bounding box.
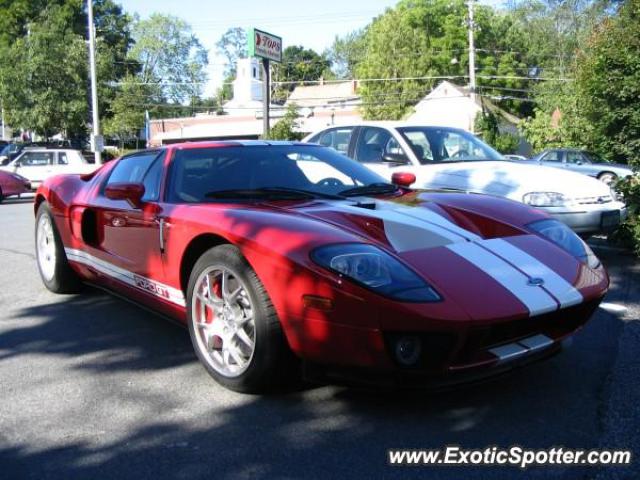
[417,80,521,125]
[286,81,360,107]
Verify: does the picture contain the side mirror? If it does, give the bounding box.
[391,172,416,188]
[382,153,410,165]
[105,182,145,208]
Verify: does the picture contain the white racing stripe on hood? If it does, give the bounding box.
[335,202,480,252]
[447,242,559,316]
[479,238,583,308]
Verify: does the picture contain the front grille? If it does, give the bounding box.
[575,195,612,205]
[458,300,600,362]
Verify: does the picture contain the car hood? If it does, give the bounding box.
[416,160,613,200]
[286,193,607,320]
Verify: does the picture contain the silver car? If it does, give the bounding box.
[525,149,634,185]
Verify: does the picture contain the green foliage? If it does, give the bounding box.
[103,75,149,144]
[216,27,246,77]
[609,174,640,254]
[354,0,533,120]
[0,0,133,139]
[1,4,88,138]
[475,111,520,153]
[129,13,208,105]
[263,104,302,141]
[325,30,367,79]
[575,0,640,166]
[272,46,331,103]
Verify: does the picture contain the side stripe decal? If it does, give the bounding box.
[65,248,186,307]
[447,242,559,316]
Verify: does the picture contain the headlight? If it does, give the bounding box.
[528,219,600,269]
[311,244,441,302]
[523,192,572,207]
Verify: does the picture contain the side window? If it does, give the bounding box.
[141,152,166,202]
[18,152,53,166]
[57,152,69,165]
[566,151,584,164]
[541,151,562,163]
[317,128,354,154]
[355,127,392,163]
[105,152,160,188]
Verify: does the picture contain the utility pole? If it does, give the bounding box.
[467,0,477,105]
[87,0,102,164]
[1,98,5,140]
[262,59,270,138]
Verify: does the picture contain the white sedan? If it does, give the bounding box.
[0,148,97,189]
[303,122,627,235]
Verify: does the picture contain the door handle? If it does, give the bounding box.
[156,217,170,253]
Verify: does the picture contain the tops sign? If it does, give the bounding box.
[248,28,282,63]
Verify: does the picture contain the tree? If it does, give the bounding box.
[263,104,302,140]
[128,13,208,105]
[354,0,532,120]
[1,4,89,138]
[575,0,640,166]
[216,27,246,77]
[103,75,151,147]
[0,0,133,139]
[272,46,331,103]
[325,29,367,79]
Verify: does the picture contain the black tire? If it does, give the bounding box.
[35,202,82,293]
[0,187,4,203]
[186,244,297,393]
[598,172,617,185]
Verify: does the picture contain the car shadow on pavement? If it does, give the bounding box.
[0,252,638,480]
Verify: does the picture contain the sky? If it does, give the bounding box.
[117,0,504,96]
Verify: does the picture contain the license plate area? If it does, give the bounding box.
[601,210,621,229]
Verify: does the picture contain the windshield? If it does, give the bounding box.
[167,145,391,203]
[397,127,503,164]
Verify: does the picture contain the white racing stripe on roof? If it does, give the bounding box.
[480,238,583,308]
[447,242,558,316]
[65,248,186,307]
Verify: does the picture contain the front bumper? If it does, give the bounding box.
[295,299,601,388]
[541,201,627,234]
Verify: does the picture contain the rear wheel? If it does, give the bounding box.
[186,244,296,392]
[35,203,82,293]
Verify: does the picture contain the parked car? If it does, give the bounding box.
[0,170,31,203]
[0,148,97,189]
[35,141,608,392]
[303,123,627,235]
[503,154,528,161]
[526,149,634,185]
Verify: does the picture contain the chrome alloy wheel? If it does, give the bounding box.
[191,266,256,378]
[36,214,57,282]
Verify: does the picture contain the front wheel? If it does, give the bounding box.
[186,244,296,393]
[35,203,82,293]
[598,172,617,186]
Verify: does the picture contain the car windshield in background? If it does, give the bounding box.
[168,145,392,203]
[397,127,503,164]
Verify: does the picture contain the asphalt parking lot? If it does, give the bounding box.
[0,197,638,480]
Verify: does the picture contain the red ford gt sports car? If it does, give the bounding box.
[34,141,608,392]
[0,170,31,203]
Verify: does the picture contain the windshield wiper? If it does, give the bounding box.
[204,187,345,200]
[338,182,399,197]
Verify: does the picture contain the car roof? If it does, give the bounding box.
[312,121,469,133]
[20,148,81,153]
[165,140,314,150]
